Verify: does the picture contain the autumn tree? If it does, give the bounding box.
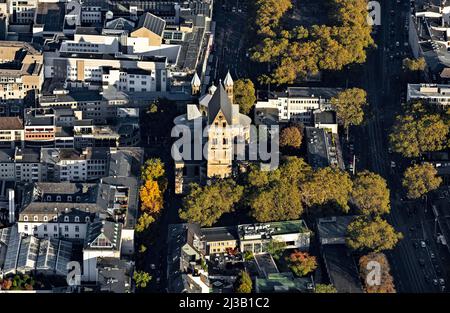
[402,163,442,199]
[302,167,353,213]
[135,213,155,233]
[133,271,152,288]
[279,126,303,150]
[251,0,374,85]
[346,217,403,252]
[139,180,163,213]
[247,157,311,222]
[179,179,244,226]
[234,79,256,115]
[390,113,449,158]
[315,284,337,293]
[359,253,396,293]
[235,271,252,293]
[403,57,426,72]
[288,251,318,277]
[331,88,367,138]
[250,178,304,222]
[141,158,167,192]
[352,171,390,216]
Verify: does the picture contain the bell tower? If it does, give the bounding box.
[223,70,234,103]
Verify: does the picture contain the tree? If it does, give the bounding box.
[331,88,367,138]
[266,240,287,261]
[235,271,252,293]
[179,179,244,226]
[403,57,426,72]
[402,163,442,199]
[135,213,155,233]
[139,244,147,253]
[250,178,304,222]
[139,180,163,213]
[359,253,396,293]
[302,167,353,213]
[390,113,449,157]
[352,171,390,216]
[141,158,167,192]
[346,217,403,252]
[279,126,303,149]
[251,0,374,85]
[315,284,337,293]
[234,79,256,115]
[133,271,152,288]
[288,251,318,277]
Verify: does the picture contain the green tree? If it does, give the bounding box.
[331,88,367,138]
[346,217,403,252]
[402,163,442,199]
[235,271,253,293]
[403,57,426,72]
[315,284,337,293]
[266,240,287,261]
[179,179,244,226]
[133,271,152,288]
[352,171,390,216]
[135,213,155,233]
[302,167,353,213]
[279,126,303,149]
[234,79,256,115]
[288,251,318,277]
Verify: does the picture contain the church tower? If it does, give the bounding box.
[191,72,201,95]
[223,70,234,104]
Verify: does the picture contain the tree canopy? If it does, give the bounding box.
[133,271,152,289]
[315,284,337,293]
[251,0,374,84]
[403,57,426,72]
[234,79,256,115]
[235,271,253,293]
[359,252,396,293]
[402,163,442,199]
[135,213,155,233]
[288,251,318,277]
[390,103,449,157]
[352,171,390,216]
[302,167,353,213]
[279,126,303,150]
[331,88,367,131]
[179,179,244,226]
[139,180,163,213]
[346,217,403,252]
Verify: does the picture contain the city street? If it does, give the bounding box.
[360,0,449,292]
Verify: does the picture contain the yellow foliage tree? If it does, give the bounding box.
[139,180,163,213]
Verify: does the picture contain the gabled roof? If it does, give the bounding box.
[85,220,121,251]
[136,12,166,37]
[208,83,233,124]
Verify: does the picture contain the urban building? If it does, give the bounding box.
[255,87,341,125]
[407,83,450,107]
[0,41,44,115]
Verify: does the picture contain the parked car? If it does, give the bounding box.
[420,241,426,248]
[418,259,425,266]
[439,278,445,286]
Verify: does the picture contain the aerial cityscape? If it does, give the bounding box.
[0,0,449,300]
